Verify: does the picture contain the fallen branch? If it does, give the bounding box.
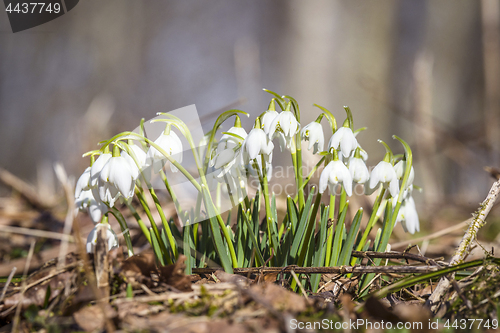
[427,178,500,312]
[193,265,440,275]
[351,250,440,265]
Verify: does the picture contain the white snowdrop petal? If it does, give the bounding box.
[75,167,91,198]
[90,153,112,187]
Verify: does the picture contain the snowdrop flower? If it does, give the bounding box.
[347,153,369,184]
[75,167,91,199]
[300,121,324,154]
[368,161,399,197]
[147,129,183,173]
[394,160,414,189]
[75,189,108,224]
[319,160,353,196]
[211,126,247,173]
[247,157,273,181]
[99,151,139,202]
[240,127,274,165]
[268,110,300,150]
[328,127,358,158]
[89,153,112,187]
[86,224,119,253]
[396,196,420,234]
[220,126,248,149]
[126,144,147,170]
[261,110,279,135]
[351,144,368,161]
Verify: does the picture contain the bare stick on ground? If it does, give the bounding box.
[427,178,500,312]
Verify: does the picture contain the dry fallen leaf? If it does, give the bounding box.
[118,251,192,291]
[249,283,306,313]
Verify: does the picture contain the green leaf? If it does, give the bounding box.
[183,224,193,274]
[330,201,349,267]
[370,258,500,300]
[241,208,265,267]
[289,191,315,262]
[297,192,322,266]
[126,283,133,299]
[150,228,165,266]
[338,208,363,266]
[311,207,329,292]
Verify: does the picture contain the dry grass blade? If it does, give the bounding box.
[53,163,75,271]
[11,240,35,333]
[0,167,53,210]
[0,225,74,242]
[0,268,17,304]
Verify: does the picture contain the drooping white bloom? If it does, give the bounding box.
[247,157,273,181]
[268,111,300,150]
[126,144,147,170]
[319,160,353,196]
[368,161,399,197]
[75,189,108,224]
[90,153,112,187]
[396,196,420,234]
[95,179,119,207]
[86,224,119,253]
[351,144,368,161]
[394,160,415,189]
[147,130,183,173]
[328,127,358,158]
[300,121,324,154]
[99,152,139,202]
[347,155,369,184]
[75,167,91,199]
[211,126,247,173]
[261,110,279,135]
[240,128,274,165]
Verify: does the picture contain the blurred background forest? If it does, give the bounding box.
[1,0,499,238]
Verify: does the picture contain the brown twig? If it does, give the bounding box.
[0,225,74,242]
[351,250,439,265]
[0,267,17,304]
[193,265,439,275]
[427,178,500,312]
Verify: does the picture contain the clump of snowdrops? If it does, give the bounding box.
[74,90,419,292]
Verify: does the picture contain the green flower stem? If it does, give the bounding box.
[338,188,347,215]
[391,135,413,226]
[324,194,336,267]
[125,201,152,245]
[159,169,182,217]
[297,192,322,266]
[148,187,178,259]
[256,156,275,260]
[292,156,326,202]
[295,139,305,210]
[200,185,237,270]
[354,187,386,259]
[136,190,172,264]
[169,117,238,269]
[108,207,134,257]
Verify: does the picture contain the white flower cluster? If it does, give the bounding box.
[75,129,184,252]
[209,105,419,234]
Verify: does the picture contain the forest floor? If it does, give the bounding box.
[1,168,500,332]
